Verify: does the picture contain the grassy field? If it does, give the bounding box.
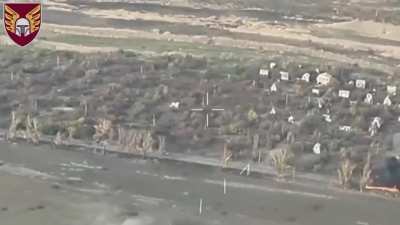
[41,32,348,72]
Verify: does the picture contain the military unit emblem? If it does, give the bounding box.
[3,3,41,47]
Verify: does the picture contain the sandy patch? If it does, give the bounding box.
[41,23,396,74]
[81,8,252,28]
[314,20,400,42]
[46,6,74,12]
[80,8,400,60]
[44,0,79,11]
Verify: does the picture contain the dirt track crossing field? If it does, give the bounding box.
[1,142,400,225]
[3,0,397,75]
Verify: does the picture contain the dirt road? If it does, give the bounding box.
[2,0,395,74]
[0,142,399,225]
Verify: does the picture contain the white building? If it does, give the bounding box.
[259,69,269,77]
[339,126,352,132]
[270,106,276,115]
[312,88,320,95]
[383,95,392,106]
[288,115,295,124]
[301,73,310,82]
[316,72,333,86]
[280,71,290,81]
[355,80,366,89]
[323,114,332,123]
[387,85,397,96]
[313,142,321,155]
[364,93,373,104]
[338,90,350,98]
[369,117,383,136]
[372,117,382,129]
[270,83,278,92]
[169,102,180,109]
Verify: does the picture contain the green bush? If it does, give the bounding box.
[39,124,65,136]
[73,125,95,140]
[299,115,323,135]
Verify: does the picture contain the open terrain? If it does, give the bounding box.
[1,0,400,182]
[2,0,400,224]
[1,142,400,225]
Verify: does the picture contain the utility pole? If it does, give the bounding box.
[223,178,227,195]
[199,198,203,215]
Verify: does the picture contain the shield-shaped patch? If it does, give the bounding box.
[3,3,41,47]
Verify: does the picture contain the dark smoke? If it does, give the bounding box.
[371,157,400,188]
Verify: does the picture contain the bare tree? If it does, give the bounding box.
[7,111,18,140]
[337,156,357,189]
[222,141,233,168]
[25,114,39,144]
[252,133,259,160]
[359,152,372,192]
[158,135,166,154]
[270,148,293,179]
[93,118,113,143]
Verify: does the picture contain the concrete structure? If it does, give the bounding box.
[312,88,320,95]
[301,73,310,82]
[387,85,397,95]
[259,69,269,77]
[383,96,392,106]
[323,114,332,123]
[270,83,277,92]
[313,142,321,154]
[169,102,180,109]
[316,72,333,86]
[355,79,366,89]
[269,106,276,115]
[339,126,352,132]
[280,71,289,81]
[364,93,373,104]
[288,115,295,124]
[338,90,350,98]
[369,117,382,136]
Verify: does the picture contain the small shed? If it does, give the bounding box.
[316,72,334,86]
[338,90,350,98]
